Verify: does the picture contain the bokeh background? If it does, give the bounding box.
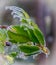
[0,0,56,65]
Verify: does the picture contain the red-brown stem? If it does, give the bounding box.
[0,25,8,29]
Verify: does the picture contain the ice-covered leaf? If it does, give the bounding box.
[33,28,46,46]
[0,42,4,53]
[19,45,40,55]
[5,6,49,56]
[6,6,29,20]
[7,30,31,43]
[6,6,45,46]
[27,21,46,46]
[0,29,7,53]
[25,27,39,43]
[0,29,7,42]
[9,52,18,58]
[9,25,29,38]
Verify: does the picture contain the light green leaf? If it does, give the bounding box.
[0,29,7,42]
[10,25,29,38]
[26,28,39,43]
[22,10,30,18]
[0,42,4,53]
[0,29,7,53]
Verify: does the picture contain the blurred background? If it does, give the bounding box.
[0,0,56,65]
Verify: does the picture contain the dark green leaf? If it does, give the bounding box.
[19,45,40,54]
[26,28,39,43]
[29,21,46,45]
[33,28,45,45]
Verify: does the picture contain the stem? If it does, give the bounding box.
[37,44,49,54]
[0,25,8,29]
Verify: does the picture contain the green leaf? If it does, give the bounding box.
[0,29,7,42]
[12,25,39,43]
[26,28,39,43]
[9,52,18,58]
[0,42,4,53]
[33,28,45,46]
[7,30,31,43]
[24,20,46,45]
[0,29,7,53]
[10,25,29,38]
[19,45,40,55]
[20,18,45,45]
[7,5,46,46]
[22,10,30,18]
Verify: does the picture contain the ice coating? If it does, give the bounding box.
[5,6,23,12]
[18,51,28,60]
[5,6,25,19]
[5,6,50,59]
